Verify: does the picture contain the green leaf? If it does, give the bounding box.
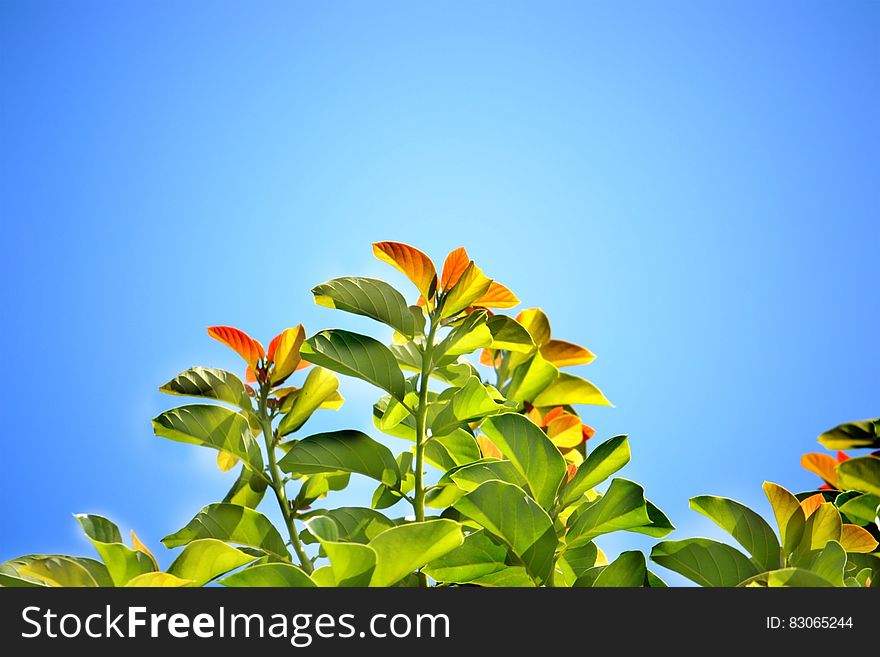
[19,557,99,587]
[220,563,316,587]
[440,261,492,318]
[566,479,652,546]
[301,329,406,401]
[587,551,647,587]
[689,496,781,571]
[556,542,599,586]
[372,452,415,509]
[453,480,556,584]
[303,517,377,586]
[75,513,122,544]
[368,520,464,587]
[838,493,880,526]
[434,310,493,362]
[481,413,566,510]
[626,500,675,538]
[296,472,352,507]
[739,567,835,587]
[222,465,268,509]
[802,540,846,586]
[532,372,612,407]
[763,482,806,557]
[486,315,535,353]
[389,341,422,373]
[422,530,509,584]
[430,377,504,435]
[449,458,529,491]
[837,456,880,495]
[312,277,424,338]
[125,572,193,587]
[796,503,842,557]
[162,503,289,560]
[650,538,758,587]
[278,430,400,487]
[152,404,263,472]
[818,419,880,450]
[300,507,396,544]
[75,514,154,586]
[277,367,341,436]
[159,367,252,411]
[424,429,481,471]
[167,539,256,586]
[560,435,631,507]
[505,352,557,403]
[467,567,536,587]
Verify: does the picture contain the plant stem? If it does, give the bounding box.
[258,388,313,574]
[413,316,439,587]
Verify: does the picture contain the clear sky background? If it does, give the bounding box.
[1,1,878,586]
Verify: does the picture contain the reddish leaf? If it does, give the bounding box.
[372,241,438,302]
[440,247,470,291]
[207,326,264,368]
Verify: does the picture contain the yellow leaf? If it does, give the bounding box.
[561,448,584,466]
[540,339,596,367]
[440,261,492,318]
[217,451,240,472]
[373,241,437,302]
[268,325,306,384]
[130,530,159,571]
[595,546,609,567]
[515,308,552,347]
[763,481,806,555]
[319,390,345,410]
[440,246,470,291]
[802,502,842,551]
[800,453,839,487]
[125,572,193,587]
[473,281,519,309]
[547,415,584,449]
[800,493,826,518]
[839,524,879,553]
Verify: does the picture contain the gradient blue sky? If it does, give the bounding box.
[1,2,878,585]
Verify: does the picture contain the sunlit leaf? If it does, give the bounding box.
[560,435,631,507]
[222,464,268,509]
[277,367,342,436]
[486,315,534,353]
[312,277,424,339]
[453,480,554,584]
[515,308,551,347]
[440,246,470,290]
[301,329,406,402]
[481,412,566,510]
[130,530,159,571]
[278,430,400,487]
[207,326,264,368]
[423,530,509,584]
[818,419,880,450]
[220,563,316,587]
[506,352,558,402]
[152,404,263,472]
[473,281,519,309]
[763,482,808,557]
[650,538,757,587]
[159,367,253,411]
[689,496,781,571]
[267,325,306,384]
[372,241,437,302]
[532,372,611,407]
[839,523,879,553]
[540,339,595,367]
[801,452,839,487]
[167,539,256,586]
[368,520,464,586]
[837,456,880,495]
[440,261,492,318]
[162,503,289,560]
[125,572,193,587]
[300,507,396,545]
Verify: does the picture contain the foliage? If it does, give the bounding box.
[650,482,879,587]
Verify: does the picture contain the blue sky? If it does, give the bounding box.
[1,1,878,585]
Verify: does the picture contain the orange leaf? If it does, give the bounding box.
[477,434,502,459]
[562,448,584,466]
[800,493,825,518]
[245,366,258,384]
[525,406,544,425]
[565,462,578,483]
[540,407,566,427]
[473,281,519,309]
[515,308,552,347]
[839,524,879,553]
[540,339,596,367]
[372,241,437,302]
[836,451,850,462]
[207,326,264,368]
[479,348,501,368]
[268,325,306,384]
[547,415,583,449]
[581,423,596,441]
[800,453,839,487]
[441,247,470,291]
